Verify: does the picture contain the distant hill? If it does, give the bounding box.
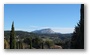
[4,29,72,40]
[31,28,72,39]
[4,31,37,39]
[32,28,55,34]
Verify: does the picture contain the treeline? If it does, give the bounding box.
[4,28,71,49]
[70,4,84,49]
[4,29,72,49]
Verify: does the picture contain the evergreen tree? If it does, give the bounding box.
[10,22,16,49]
[80,4,84,49]
[16,41,19,49]
[29,37,32,49]
[18,41,23,49]
[41,41,44,49]
[32,37,42,49]
[70,4,84,49]
[45,40,53,49]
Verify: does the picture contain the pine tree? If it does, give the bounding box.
[70,4,84,49]
[10,22,16,49]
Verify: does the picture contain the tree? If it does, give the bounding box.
[16,41,19,49]
[32,37,42,49]
[70,4,84,49]
[23,37,32,49]
[18,41,24,49]
[41,41,44,49]
[29,37,32,49]
[10,22,16,49]
[45,39,54,49]
[80,4,84,49]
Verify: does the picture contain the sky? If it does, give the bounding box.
[4,4,80,33]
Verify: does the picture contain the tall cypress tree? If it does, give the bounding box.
[10,22,16,49]
[70,4,84,49]
[18,41,23,49]
[29,37,32,49]
[41,41,44,49]
[80,4,84,49]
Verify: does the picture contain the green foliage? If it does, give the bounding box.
[23,37,32,49]
[10,22,16,49]
[41,41,44,49]
[16,41,19,49]
[71,4,84,49]
[24,38,31,45]
[45,39,54,48]
[29,37,32,49]
[16,41,24,49]
[18,41,23,49]
[32,37,42,49]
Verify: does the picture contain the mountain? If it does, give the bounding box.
[32,28,56,34]
[4,29,72,40]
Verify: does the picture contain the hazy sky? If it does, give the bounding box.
[4,4,80,33]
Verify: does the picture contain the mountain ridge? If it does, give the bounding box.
[31,28,56,34]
